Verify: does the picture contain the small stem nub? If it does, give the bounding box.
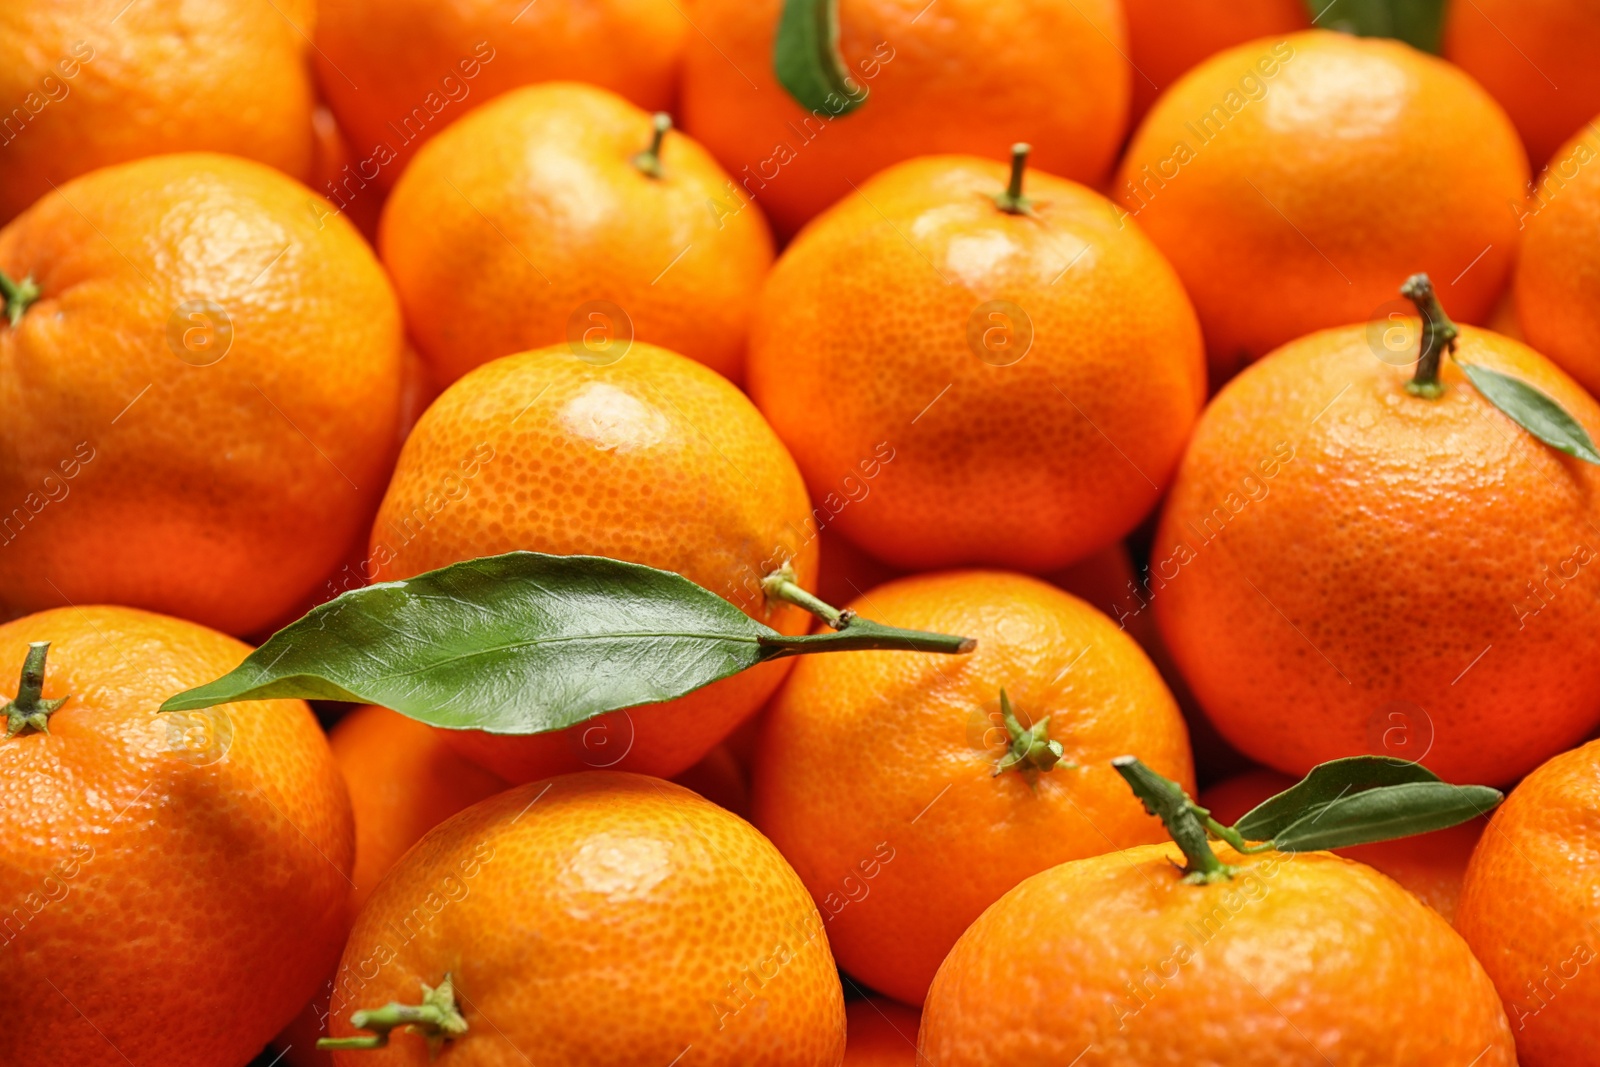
[1,269,41,328]
[994,142,1034,215]
[991,689,1067,777]
[632,112,673,179]
[317,974,467,1054]
[1112,756,1236,884]
[3,642,69,740]
[1400,272,1458,398]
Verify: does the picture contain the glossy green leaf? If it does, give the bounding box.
[1232,755,1441,841]
[774,0,867,116]
[1459,361,1600,464]
[160,552,971,734]
[1309,0,1448,52]
[1271,781,1501,852]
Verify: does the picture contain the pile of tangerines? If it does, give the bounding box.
[4,1,1600,1065]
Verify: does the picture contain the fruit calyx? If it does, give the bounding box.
[991,688,1067,777]
[3,642,70,741]
[317,973,468,1054]
[632,112,672,179]
[1113,756,1246,883]
[993,143,1035,216]
[1401,272,1458,398]
[760,561,978,654]
[0,269,41,328]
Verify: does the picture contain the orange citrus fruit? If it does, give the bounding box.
[1154,318,1600,785]
[1456,736,1600,1067]
[381,82,773,387]
[1201,767,1485,922]
[1122,0,1308,121]
[1443,0,1600,168]
[313,0,684,192]
[753,570,1194,1004]
[749,152,1205,573]
[1513,120,1600,397]
[369,342,818,784]
[920,842,1515,1064]
[680,0,1130,236]
[332,705,508,913]
[844,998,921,1066]
[0,152,405,636]
[0,0,314,223]
[269,704,508,1066]
[325,772,846,1064]
[1118,30,1527,378]
[0,606,352,1067]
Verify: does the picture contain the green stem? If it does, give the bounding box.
[317,975,467,1054]
[632,112,672,179]
[4,642,69,740]
[992,688,1067,777]
[993,143,1034,216]
[1112,756,1237,883]
[760,563,976,655]
[1400,272,1458,398]
[1,269,41,328]
[1204,814,1276,855]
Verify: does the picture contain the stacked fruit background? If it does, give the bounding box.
[3,0,1600,1064]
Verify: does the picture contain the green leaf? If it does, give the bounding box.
[1309,0,1448,53]
[1458,361,1600,464]
[161,553,773,731]
[160,552,973,734]
[1271,781,1501,852]
[1232,755,1441,841]
[774,0,867,116]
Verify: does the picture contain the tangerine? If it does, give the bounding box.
[369,342,818,784]
[921,841,1515,1064]
[1514,120,1600,398]
[1443,0,1600,168]
[1154,309,1600,785]
[0,0,314,223]
[1456,737,1600,1067]
[749,150,1205,572]
[1118,30,1527,378]
[323,772,845,1065]
[753,570,1193,1004]
[380,82,773,386]
[0,606,353,1067]
[0,153,405,636]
